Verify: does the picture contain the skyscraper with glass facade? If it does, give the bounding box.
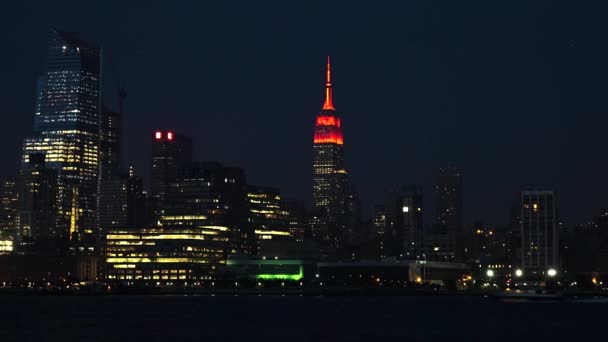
[21,29,101,250]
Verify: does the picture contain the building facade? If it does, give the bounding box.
[106,226,231,283]
[312,57,349,256]
[17,154,58,254]
[97,167,148,231]
[434,165,463,232]
[431,165,463,261]
[246,185,292,254]
[161,161,250,255]
[151,131,192,216]
[21,29,101,249]
[515,189,559,273]
[385,186,424,259]
[0,178,19,243]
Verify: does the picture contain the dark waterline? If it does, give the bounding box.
[1,295,603,341]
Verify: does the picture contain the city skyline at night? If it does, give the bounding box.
[3,2,608,228]
[3,3,608,340]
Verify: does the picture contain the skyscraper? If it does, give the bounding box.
[97,166,148,231]
[98,108,122,180]
[162,161,249,255]
[372,204,387,258]
[17,154,58,254]
[385,186,424,258]
[312,56,349,255]
[151,131,192,215]
[429,165,463,261]
[96,106,123,239]
[515,189,559,273]
[0,177,19,242]
[434,165,463,232]
[21,29,101,248]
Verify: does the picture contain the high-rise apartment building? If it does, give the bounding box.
[435,165,463,231]
[431,165,463,261]
[515,189,559,273]
[21,29,101,248]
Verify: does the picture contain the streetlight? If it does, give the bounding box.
[486,269,495,278]
[514,269,523,278]
[547,269,557,277]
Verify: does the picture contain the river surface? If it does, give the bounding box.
[0,295,603,341]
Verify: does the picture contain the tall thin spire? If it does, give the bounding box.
[322,55,335,110]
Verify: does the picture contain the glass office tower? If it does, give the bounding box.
[21,29,101,250]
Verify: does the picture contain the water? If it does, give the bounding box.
[0,295,604,341]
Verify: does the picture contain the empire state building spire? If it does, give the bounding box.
[322,55,335,110]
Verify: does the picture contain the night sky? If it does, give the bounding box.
[1,1,608,225]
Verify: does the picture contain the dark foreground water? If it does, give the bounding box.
[0,295,604,341]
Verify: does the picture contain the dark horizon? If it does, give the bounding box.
[2,1,608,226]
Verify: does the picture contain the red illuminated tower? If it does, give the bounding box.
[312,57,349,253]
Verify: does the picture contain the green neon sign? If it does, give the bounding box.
[255,266,303,281]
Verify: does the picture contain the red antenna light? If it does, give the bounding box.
[167,132,174,140]
[155,131,162,140]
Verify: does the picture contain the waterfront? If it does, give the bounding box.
[0,295,604,341]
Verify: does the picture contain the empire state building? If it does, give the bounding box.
[312,57,349,252]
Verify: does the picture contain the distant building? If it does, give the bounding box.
[0,177,19,242]
[372,204,387,257]
[97,108,123,239]
[17,154,58,254]
[514,189,559,273]
[246,185,291,254]
[97,167,148,231]
[98,108,122,179]
[385,186,423,259]
[161,161,249,255]
[106,226,230,283]
[282,200,308,242]
[23,30,101,245]
[431,165,463,261]
[150,131,192,210]
[372,205,387,239]
[345,184,362,244]
[435,165,463,232]
[0,255,97,283]
[423,231,457,262]
[21,29,101,248]
[312,57,349,256]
